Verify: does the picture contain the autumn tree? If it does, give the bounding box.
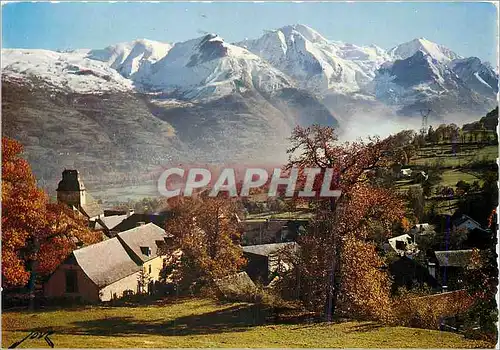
[282,125,405,321]
[161,196,246,293]
[2,137,100,305]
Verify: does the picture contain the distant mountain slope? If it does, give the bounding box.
[449,57,498,97]
[463,107,499,131]
[140,34,295,100]
[2,74,337,188]
[2,49,133,93]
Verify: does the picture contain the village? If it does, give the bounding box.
[39,163,494,305]
[2,110,498,348]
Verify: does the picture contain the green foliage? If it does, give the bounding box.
[406,185,424,221]
[457,169,498,225]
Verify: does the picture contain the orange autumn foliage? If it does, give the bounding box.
[282,125,406,321]
[2,137,100,289]
[392,289,475,329]
[340,236,394,322]
[162,197,246,290]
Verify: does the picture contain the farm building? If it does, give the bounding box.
[433,249,475,291]
[241,219,307,245]
[386,234,418,257]
[242,242,299,285]
[409,223,436,236]
[44,223,170,302]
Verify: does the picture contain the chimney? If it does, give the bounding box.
[136,221,146,227]
[127,208,134,218]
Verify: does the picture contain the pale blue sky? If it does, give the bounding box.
[2,2,498,64]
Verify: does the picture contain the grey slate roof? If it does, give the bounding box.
[81,194,104,219]
[73,237,140,287]
[434,250,474,267]
[409,223,436,235]
[241,220,288,245]
[112,213,172,233]
[95,215,128,231]
[117,223,170,263]
[453,215,482,229]
[242,242,299,257]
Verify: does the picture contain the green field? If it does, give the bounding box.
[1,298,493,348]
[439,169,481,187]
[398,143,497,195]
[410,145,498,167]
[412,144,497,167]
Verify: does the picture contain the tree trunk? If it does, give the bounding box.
[326,197,338,321]
[27,236,42,312]
[27,259,38,311]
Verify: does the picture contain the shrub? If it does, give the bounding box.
[392,289,475,329]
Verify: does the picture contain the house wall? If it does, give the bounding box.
[99,272,141,301]
[44,263,100,302]
[142,255,165,282]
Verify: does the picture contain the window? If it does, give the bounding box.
[140,246,151,256]
[395,240,406,251]
[65,269,78,293]
[149,265,152,274]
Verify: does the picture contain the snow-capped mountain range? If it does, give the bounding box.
[3,23,497,111]
[1,24,498,192]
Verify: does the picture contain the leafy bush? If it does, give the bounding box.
[392,289,475,329]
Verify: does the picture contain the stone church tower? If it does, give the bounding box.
[56,169,87,207]
[56,169,103,221]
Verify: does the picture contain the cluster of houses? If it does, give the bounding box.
[385,216,493,292]
[44,170,302,302]
[45,169,493,303]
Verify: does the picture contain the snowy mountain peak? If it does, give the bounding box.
[133,33,293,100]
[2,28,496,116]
[278,24,328,43]
[88,39,172,77]
[389,37,461,63]
[237,24,392,94]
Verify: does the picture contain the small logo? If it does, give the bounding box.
[9,330,55,348]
